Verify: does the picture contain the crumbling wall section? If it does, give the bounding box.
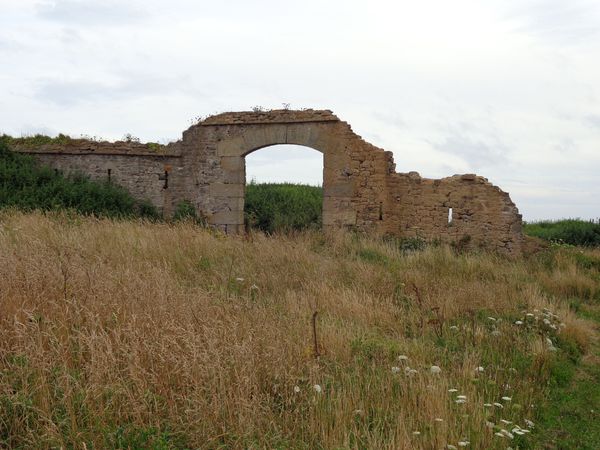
[385,171,523,254]
[10,109,524,254]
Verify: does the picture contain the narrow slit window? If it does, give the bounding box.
[379,202,383,220]
[448,207,453,224]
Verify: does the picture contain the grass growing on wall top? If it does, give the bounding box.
[0,139,159,219]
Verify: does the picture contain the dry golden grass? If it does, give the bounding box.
[0,211,598,449]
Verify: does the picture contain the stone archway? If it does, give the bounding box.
[243,144,324,231]
[201,110,368,233]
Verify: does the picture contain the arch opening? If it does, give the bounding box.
[244,144,323,233]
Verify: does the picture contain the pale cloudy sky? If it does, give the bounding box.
[1,0,599,220]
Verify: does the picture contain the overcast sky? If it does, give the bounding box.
[1,0,599,220]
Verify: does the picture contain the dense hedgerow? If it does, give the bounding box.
[524,219,600,247]
[0,138,159,219]
[245,181,322,233]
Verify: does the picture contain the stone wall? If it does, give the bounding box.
[13,140,184,216]
[12,109,524,254]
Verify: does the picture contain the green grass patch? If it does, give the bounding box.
[524,219,600,247]
[244,181,322,233]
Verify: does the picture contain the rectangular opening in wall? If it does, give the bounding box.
[448,207,453,224]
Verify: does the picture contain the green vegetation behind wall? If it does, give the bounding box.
[524,219,600,247]
[0,138,159,219]
[244,181,322,233]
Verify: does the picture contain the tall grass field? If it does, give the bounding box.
[2,140,600,448]
[1,211,599,449]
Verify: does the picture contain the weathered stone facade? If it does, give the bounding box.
[13,109,523,254]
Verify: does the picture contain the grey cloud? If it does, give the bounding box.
[34,75,204,106]
[371,111,406,129]
[37,0,148,26]
[0,38,25,52]
[431,119,509,170]
[435,134,506,169]
[584,114,600,129]
[502,0,600,44]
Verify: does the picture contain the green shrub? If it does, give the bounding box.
[524,219,600,247]
[244,181,322,233]
[0,140,159,219]
[172,200,206,225]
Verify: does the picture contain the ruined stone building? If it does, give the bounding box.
[13,109,524,254]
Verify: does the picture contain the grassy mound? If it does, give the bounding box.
[0,138,159,219]
[1,211,598,449]
[524,219,600,247]
[245,181,322,233]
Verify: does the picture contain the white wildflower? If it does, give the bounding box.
[450,325,459,331]
[543,318,551,325]
[500,419,512,425]
[515,320,523,325]
[398,355,409,361]
[526,313,534,318]
[500,429,514,439]
[412,431,421,435]
[458,441,469,447]
[488,317,497,321]
[293,385,300,393]
[455,398,467,404]
[448,388,458,393]
[524,419,535,428]
[446,445,458,450]
[501,396,512,402]
[313,384,322,393]
[457,395,467,400]
[493,402,504,408]
[485,421,495,428]
[483,403,493,407]
[435,418,444,422]
[391,366,401,374]
[430,365,442,374]
[475,366,485,372]
[235,277,244,282]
